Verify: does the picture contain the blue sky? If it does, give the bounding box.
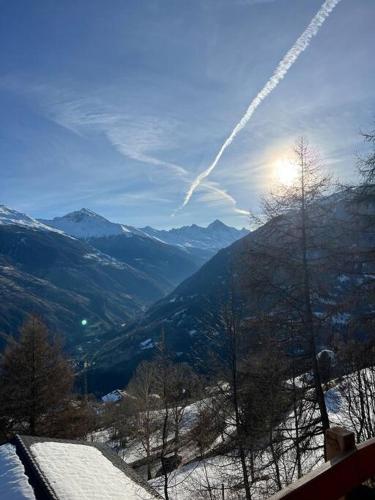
[1,0,374,228]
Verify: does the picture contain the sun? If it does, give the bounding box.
[274,158,299,187]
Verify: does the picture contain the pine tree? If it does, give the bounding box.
[0,316,84,437]
[243,138,334,434]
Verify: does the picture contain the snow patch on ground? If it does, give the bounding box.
[331,312,351,325]
[325,387,342,414]
[140,338,155,350]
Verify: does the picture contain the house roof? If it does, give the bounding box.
[0,443,36,499]
[9,435,161,500]
[101,389,126,403]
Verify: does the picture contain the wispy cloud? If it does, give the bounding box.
[106,118,188,177]
[0,77,188,178]
[46,95,188,176]
[197,182,251,217]
[180,0,343,210]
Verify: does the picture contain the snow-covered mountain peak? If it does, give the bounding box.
[207,219,229,230]
[2,201,250,258]
[0,205,64,233]
[40,209,140,239]
[141,220,250,253]
[64,208,99,221]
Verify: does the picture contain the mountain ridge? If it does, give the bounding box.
[0,204,251,383]
[0,205,181,355]
[39,209,148,239]
[40,209,249,254]
[140,218,249,258]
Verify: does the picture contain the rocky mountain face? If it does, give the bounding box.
[85,234,201,293]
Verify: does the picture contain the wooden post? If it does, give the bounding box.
[325,427,356,461]
[325,427,356,500]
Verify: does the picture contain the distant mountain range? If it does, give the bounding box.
[40,209,202,293]
[141,220,249,260]
[0,205,163,354]
[41,210,249,261]
[41,209,248,288]
[3,195,373,396]
[0,205,248,357]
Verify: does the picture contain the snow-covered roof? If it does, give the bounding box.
[101,389,127,403]
[0,444,36,499]
[31,442,156,500]
[14,435,161,500]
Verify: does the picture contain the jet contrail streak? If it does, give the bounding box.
[181,0,342,209]
[206,184,251,216]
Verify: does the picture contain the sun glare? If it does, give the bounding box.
[274,158,299,187]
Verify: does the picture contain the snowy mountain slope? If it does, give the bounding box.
[0,205,65,234]
[141,219,249,258]
[86,234,202,293]
[148,368,375,499]
[42,209,249,261]
[0,205,209,356]
[41,209,203,291]
[40,208,147,239]
[93,369,368,500]
[0,206,171,355]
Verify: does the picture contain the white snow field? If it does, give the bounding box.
[148,372,368,499]
[0,444,36,499]
[40,208,146,239]
[30,442,157,500]
[0,205,64,234]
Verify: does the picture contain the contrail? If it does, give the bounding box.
[180,0,342,209]
[205,183,251,216]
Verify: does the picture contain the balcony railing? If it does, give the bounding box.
[269,427,375,500]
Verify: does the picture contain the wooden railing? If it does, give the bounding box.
[269,427,375,500]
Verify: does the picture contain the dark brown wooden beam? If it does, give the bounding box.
[270,429,375,500]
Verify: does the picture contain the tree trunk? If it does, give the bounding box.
[232,344,252,500]
[300,156,330,434]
